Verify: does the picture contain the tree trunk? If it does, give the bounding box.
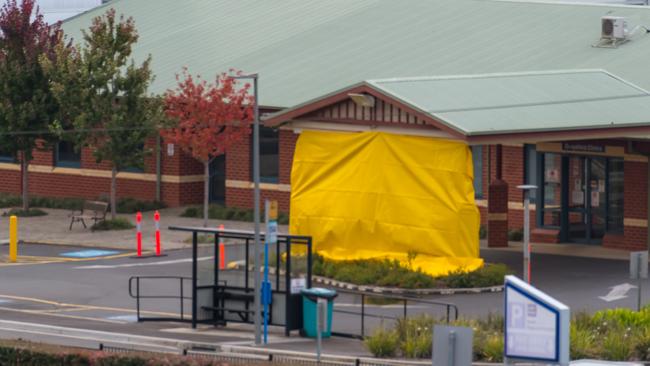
[110,166,117,220]
[21,156,29,212]
[203,160,209,227]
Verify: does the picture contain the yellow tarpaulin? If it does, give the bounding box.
[289,131,483,277]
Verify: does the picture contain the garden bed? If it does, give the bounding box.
[365,307,650,361]
[312,255,511,289]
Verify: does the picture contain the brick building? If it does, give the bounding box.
[4,0,650,251]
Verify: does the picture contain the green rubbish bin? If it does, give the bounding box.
[301,287,338,338]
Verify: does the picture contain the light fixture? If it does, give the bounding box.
[348,93,375,108]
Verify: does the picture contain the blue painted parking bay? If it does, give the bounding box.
[59,250,120,258]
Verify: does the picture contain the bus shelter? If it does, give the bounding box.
[136,226,313,336]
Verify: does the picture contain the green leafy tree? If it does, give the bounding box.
[0,0,66,211]
[45,9,159,219]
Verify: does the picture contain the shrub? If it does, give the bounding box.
[91,218,135,231]
[313,254,511,289]
[2,208,48,217]
[397,315,435,358]
[479,333,504,362]
[592,307,650,329]
[180,204,289,224]
[508,228,523,242]
[0,193,22,208]
[30,196,84,210]
[116,198,166,213]
[440,263,511,288]
[634,328,650,360]
[364,325,399,357]
[601,328,633,361]
[312,255,437,289]
[571,327,596,359]
[0,339,235,365]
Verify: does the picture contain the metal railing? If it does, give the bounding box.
[128,276,192,322]
[331,288,459,339]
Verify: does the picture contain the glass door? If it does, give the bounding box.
[566,156,606,244]
[567,156,586,242]
[588,158,607,242]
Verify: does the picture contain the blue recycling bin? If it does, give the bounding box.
[301,287,337,338]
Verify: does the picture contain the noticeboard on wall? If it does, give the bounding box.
[504,276,570,366]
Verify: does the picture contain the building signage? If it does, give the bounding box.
[562,143,605,153]
[504,275,569,366]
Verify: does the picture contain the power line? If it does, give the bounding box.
[0,126,162,137]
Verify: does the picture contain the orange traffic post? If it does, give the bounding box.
[219,224,225,270]
[136,211,142,257]
[154,210,162,256]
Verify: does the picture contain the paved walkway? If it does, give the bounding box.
[480,239,632,260]
[0,207,287,251]
[0,205,635,260]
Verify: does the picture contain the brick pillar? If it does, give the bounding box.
[488,179,509,247]
[488,145,508,247]
[622,160,648,250]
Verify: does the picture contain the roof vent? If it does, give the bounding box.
[594,16,629,48]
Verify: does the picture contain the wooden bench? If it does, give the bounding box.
[69,200,109,230]
[202,291,258,322]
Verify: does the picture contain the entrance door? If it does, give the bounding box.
[566,156,606,244]
[209,155,226,203]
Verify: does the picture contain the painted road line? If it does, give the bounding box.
[334,303,429,309]
[0,294,179,317]
[0,252,139,266]
[0,306,128,324]
[74,256,213,269]
[106,314,139,323]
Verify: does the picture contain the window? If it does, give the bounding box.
[55,141,81,168]
[524,144,538,201]
[122,144,145,173]
[0,145,13,162]
[252,127,279,183]
[471,146,483,199]
[539,152,562,227]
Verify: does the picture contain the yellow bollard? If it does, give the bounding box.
[9,215,17,263]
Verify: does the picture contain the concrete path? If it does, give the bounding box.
[0,207,288,251]
[480,239,633,260]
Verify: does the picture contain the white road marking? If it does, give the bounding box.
[334,303,429,309]
[599,283,637,302]
[74,256,213,269]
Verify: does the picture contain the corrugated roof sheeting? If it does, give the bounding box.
[62,0,650,108]
[440,95,650,134]
[370,71,648,114]
[370,70,650,134]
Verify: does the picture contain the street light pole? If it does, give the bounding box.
[234,73,261,345]
[517,185,537,284]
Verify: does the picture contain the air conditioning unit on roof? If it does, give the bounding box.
[601,16,627,40]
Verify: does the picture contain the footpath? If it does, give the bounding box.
[0,206,287,251]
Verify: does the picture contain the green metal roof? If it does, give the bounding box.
[368,70,650,135]
[62,0,650,109]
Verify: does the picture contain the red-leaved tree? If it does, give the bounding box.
[162,69,254,226]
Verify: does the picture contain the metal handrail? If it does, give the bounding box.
[331,288,459,339]
[128,276,192,322]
